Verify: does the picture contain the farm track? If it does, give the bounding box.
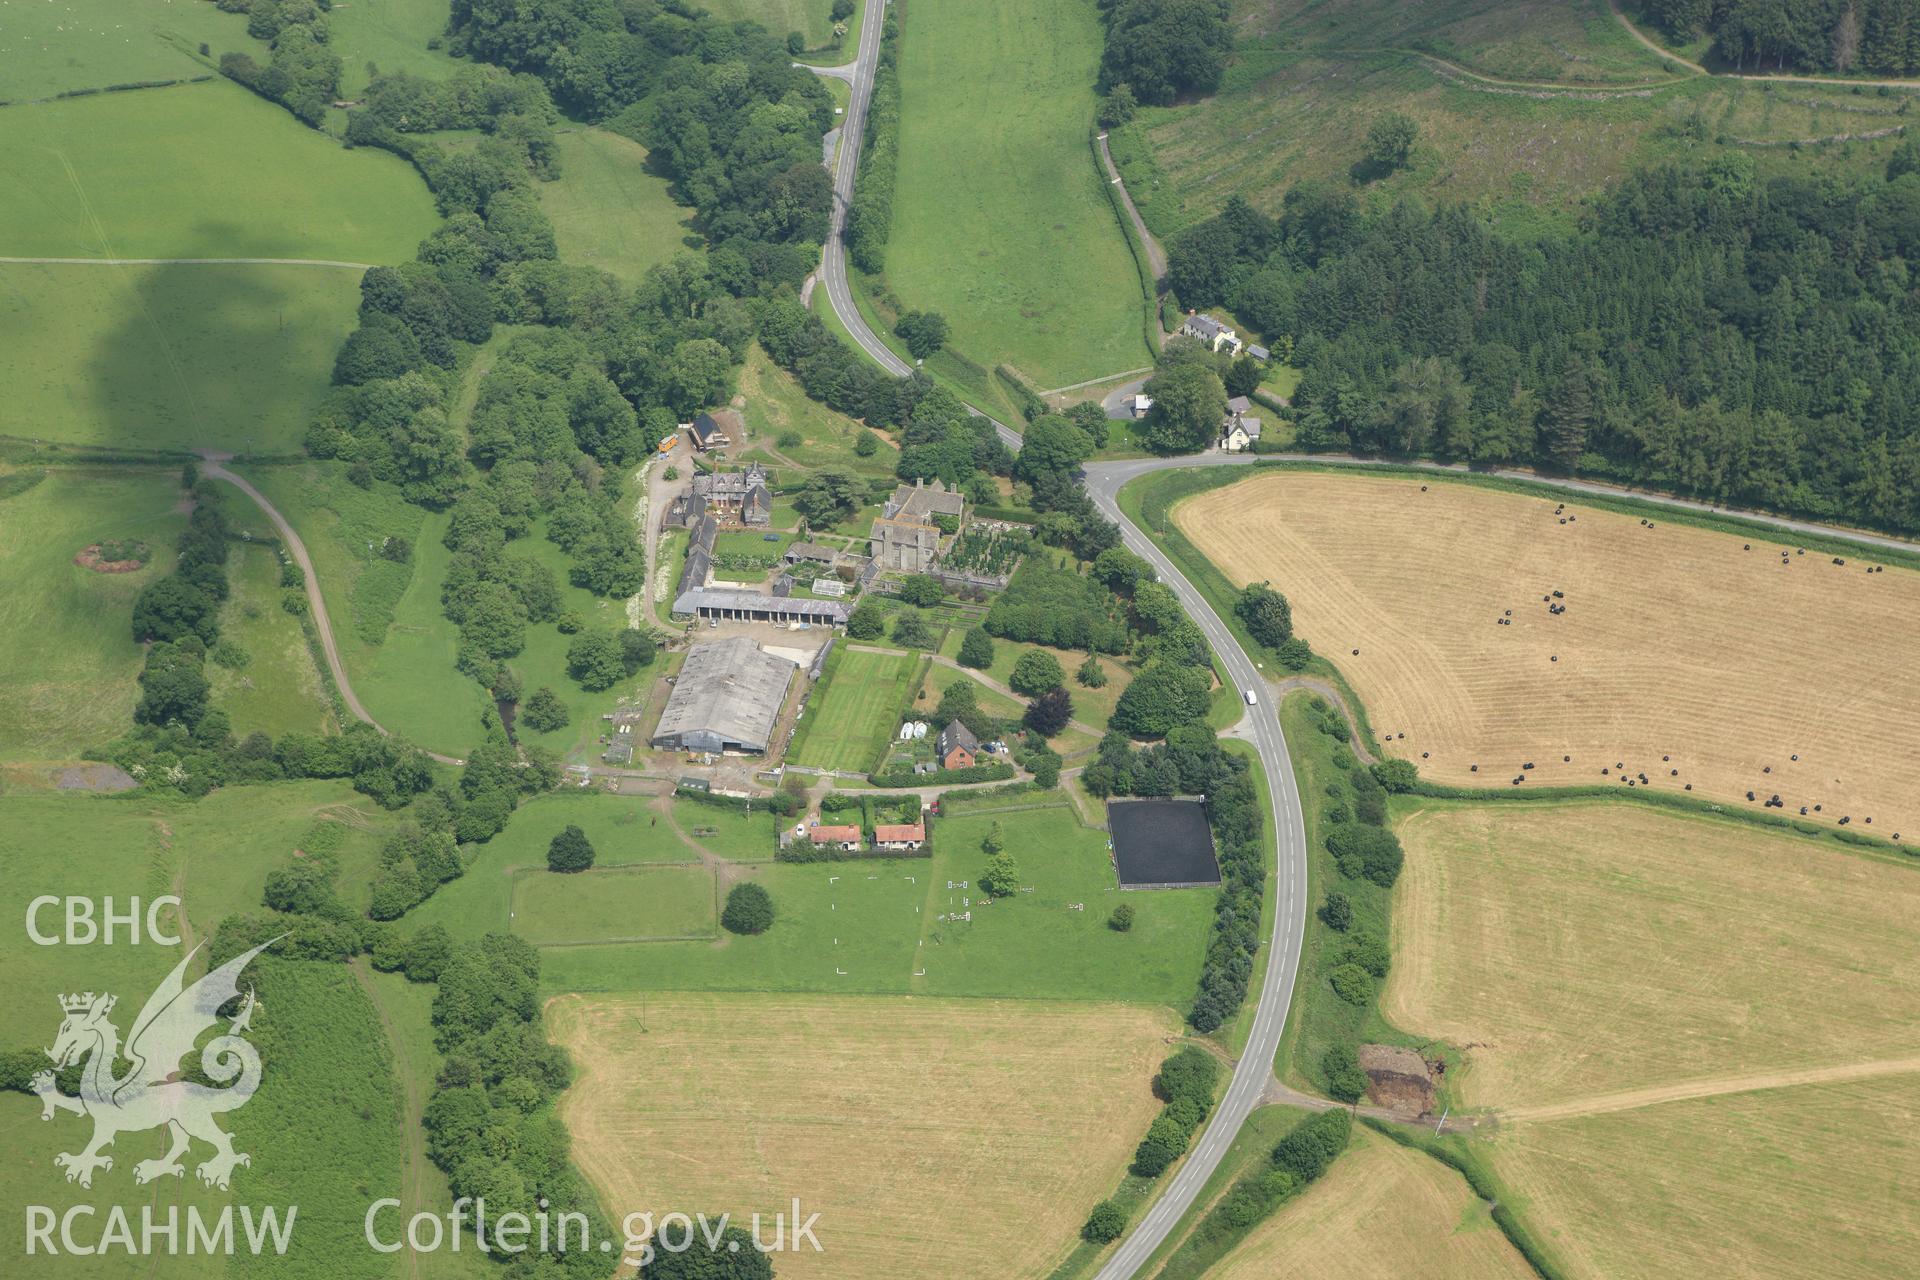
[1095,130,1167,280]
[1502,1054,1920,1124]
[197,453,463,765]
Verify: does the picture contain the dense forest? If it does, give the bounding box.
[1167,156,1920,533]
[1096,0,1234,106]
[1647,0,1920,75]
[438,0,836,295]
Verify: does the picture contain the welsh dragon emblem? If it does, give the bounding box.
[37,939,276,1190]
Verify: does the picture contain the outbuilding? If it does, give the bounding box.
[651,636,798,755]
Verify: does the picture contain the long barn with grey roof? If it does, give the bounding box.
[651,636,797,755]
[670,588,850,625]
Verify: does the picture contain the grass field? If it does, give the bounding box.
[921,664,1024,723]
[1239,0,1666,82]
[0,81,436,455]
[339,506,493,756]
[0,262,364,454]
[1268,691,1430,1096]
[699,0,841,47]
[0,0,265,101]
[1109,0,1914,239]
[472,793,705,868]
[246,453,634,760]
[0,784,410,1274]
[1,81,437,260]
[405,793,779,940]
[1488,1072,1920,1279]
[1382,801,1920,1111]
[551,991,1178,1280]
[538,128,695,283]
[324,0,461,96]
[351,965,500,1280]
[0,468,185,760]
[736,347,899,478]
[208,539,335,738]
[511,863,716,944]
[789,645,920,772]
[1,957,408,1280]
[1211,1125,1534,1279]
[886,0,1147,390]
[528,859,929,993]
[239,458,432,665]
[454,794,1211,1005]
[0,786,393,1039]
[1177,470,1920,836]
[917,801,1213,1004]
[934,630,1129,730]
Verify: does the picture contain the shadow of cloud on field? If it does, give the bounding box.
[75,246,364,456]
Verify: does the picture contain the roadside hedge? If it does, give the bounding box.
[1130,1045,1220,1176]
[1151,1109,1351,1280]
[845,12,900,273]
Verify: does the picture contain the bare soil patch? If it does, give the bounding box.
[73,541,150,573]
[1358,1042,1436,1114]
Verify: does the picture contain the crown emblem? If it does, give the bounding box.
[59,992,110,1014]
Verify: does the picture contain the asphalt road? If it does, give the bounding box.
[818,0,911,384]
[1082,456,1310,1280]
[816,0,1024,453]
[807,17,1910,1263]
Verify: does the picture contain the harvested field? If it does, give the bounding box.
[1491,1072,1920,1279]
[1177,470,1920,836]
[550,991,1176,1280]
[1383,802,1920,1110]
[1212,1126,1535,1280]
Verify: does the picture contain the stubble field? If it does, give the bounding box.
[1212,1126,1535,1280]
[1177,470,1920,836]
[1383,802,1920,1110]
[1383,799,1920,1279]
[1490,1072,1920,1279]
[550,991,1177,1280]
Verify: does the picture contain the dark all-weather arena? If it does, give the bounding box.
[1108,799,1221,890]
